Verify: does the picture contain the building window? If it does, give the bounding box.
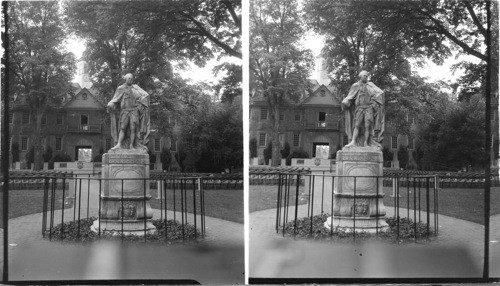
[22,112,29,124]
[41,114,47,125]
[169,116,177,126]
[492,110,496,121]
[9,113,13,124]
[391,136,398,150]
[279,111,285,121]
[318,112,326,121]
[154,138,161,152]
[80,114,89,125]
[171,139,177,151]
[56,114,63,125]
[260,108,268,120]
[408,136,414,150]
[55,137,62,151]
[293,133,300,147]
[259,133,266,147]
[294,113,301,121]
[106,138,112,150]
[21,137,28,151]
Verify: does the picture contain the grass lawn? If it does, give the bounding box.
[0,189,64,228]
[150,188,243,224]
[249,185,308,212]
[384,187,500,225]
[250,184,500,225]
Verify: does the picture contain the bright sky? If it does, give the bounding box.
[300,32,481,86]
[65,38,241,85]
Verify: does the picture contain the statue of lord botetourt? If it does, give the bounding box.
[93,73,155,235]
[326,70,388,232]
[342,70,384,149]
[107,73,150,152]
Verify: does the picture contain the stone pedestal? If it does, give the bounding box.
[325,147,387,232]
[91,149,156,235]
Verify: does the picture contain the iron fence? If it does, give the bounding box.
[7,173,206,243]
[250,172,439,242]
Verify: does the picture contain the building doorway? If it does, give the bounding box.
[75,146,92,162]
[313,143,330,159]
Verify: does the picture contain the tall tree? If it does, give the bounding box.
[417,93,486,171]
[181,98,243,172]
[305,0,498,102]
[250,0,314,166]
[8,1,76,170]
[63,0,241,99]
[213,62,242,103]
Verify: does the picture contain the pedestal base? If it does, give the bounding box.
[324,216,388,233]
[91,219,156,236]
[331,147,387,232]
[93,150,156,236]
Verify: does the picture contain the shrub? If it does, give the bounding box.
[43,145,53,162]
[263,142,272,165]
[398,145,409,169]
[175,146,187,172]
[286,147,309,165]
[52,153,72,162]
[46,217,201,243]
[249,138,258,158]
[92,148,104,163]
[160,147,172,171]
[283,214,433,243]
[280,142,291,160]
[25,146,35,165]
[382,146,393,162]
[11,142,20,162]
[148,149,157,164]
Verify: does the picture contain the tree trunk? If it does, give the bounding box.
[33,111,44,170]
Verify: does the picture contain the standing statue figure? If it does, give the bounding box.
[342,70,384,149]
[107,73,150,151]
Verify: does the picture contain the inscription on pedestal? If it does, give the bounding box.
[119,202,137,220]
[351,199,369,216]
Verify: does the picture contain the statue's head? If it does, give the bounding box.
[124,73,134,85]
[359,70,369,83]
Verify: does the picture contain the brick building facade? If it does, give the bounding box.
[8,62,168,167]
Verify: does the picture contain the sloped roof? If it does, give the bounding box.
[300,83,341,106]
[63,87,105,109]
[10,84,102,109]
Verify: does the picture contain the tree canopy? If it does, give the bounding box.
[250,0,314,165]
[303,0,497,96]
[8,1,76,170]
[416,94,487,171]
[63,0,241,99]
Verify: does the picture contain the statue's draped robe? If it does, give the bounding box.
[109,84,150,149]
[343,81,384,146]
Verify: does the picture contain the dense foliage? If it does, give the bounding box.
[46,217,201,243]
[8,1,76,170]
[250,0,314,166]
[283,213,433,243]
[417,94,487,171]
[179,97,243,173]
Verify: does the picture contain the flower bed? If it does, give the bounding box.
[45,217,201,244]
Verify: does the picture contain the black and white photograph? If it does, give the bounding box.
[248,0,499,282]
[1,0,243,284]
[1,0,500,285]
